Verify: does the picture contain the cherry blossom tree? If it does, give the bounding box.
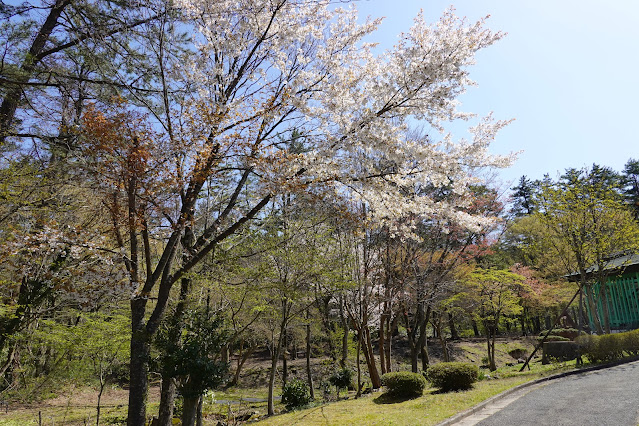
[79,2,513,423]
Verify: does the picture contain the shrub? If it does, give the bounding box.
[623,329,639,356]
[427,362,478,391]
[281,379,312,410]
[380,371,427,397]
[539,328,579,340]
[328,368,354,391]
[537,335,570,343]
[507,345,527,359]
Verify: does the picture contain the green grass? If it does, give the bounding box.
[254,360,578,426]
[0,359,580,425]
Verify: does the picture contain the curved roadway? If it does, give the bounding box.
[455,361,639,426]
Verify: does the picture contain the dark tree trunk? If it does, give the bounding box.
[361,327,381,388]
[306,309,314,400]
[339,296,349,368]
[127,317,150,426]
[448,313,459,340]
[181,395,200,426]
[157,377,177,426]
[378,313,387,375]
[472,320,480,337]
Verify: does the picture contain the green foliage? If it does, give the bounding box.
[427,362,479,392]
[506,345,527,359]
[537,335,570,343]
[153,309,229,398]
[539,328,579,339]
[328,368,354,391]
[576,332,628,363]
[380,371,427,397]
[281,379,312,410]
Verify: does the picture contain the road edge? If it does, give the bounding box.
[436,356,639,426]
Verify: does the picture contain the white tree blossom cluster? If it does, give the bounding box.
[2,225,129,309]
[175,0,514,235]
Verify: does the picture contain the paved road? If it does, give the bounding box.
[456,361,639,426]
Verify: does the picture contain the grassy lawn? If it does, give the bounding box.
[0,358,580,425]
[255,360,578,426]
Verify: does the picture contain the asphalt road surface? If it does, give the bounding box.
[461,361,639,426]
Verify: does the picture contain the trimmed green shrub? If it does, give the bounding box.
[539,328,579,340]
[623,329,639,356]
[576,333,623,363]
[427,362,478,391]
[380,371,427,397]
[507,345,527,359]
[281,379,312,410]
[537,335,570,343]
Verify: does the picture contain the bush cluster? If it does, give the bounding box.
[281,379,312,410]
[380,371,427,397]
[328,367,354,391]
[427,362,478,392]
[576,329,639,363]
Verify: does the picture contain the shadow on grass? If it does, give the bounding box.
[428,386,473,395]
[372,392,421,405]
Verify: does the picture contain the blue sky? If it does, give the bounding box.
[353,0,639,189]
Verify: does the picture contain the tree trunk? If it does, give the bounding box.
[339,297,349,368]
[229,343,255,387]
[448,313,459,340]
[268,304,287,416]
[305,310,314,400]
[127,326,149,426]
[355,327,362,398]
[385,314,399,373]
[181,395,200,426]
[378,313,387,375]
[361,327,381,389]
[472,320,480,337]
[128,293,152,426]
[486,325,496,371]
[420,346,429,372]
[157,376,177,426]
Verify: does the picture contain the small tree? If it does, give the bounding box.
[154,308,229,426]
[535,168,639,334]
[464,268,526,371]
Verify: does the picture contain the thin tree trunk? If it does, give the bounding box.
[268,303,288,416]
[361,327,381,389]
[386,314,399,373]
[472,320,480,337]
[305,309,314,400]
[378,313,386,375]
[355,327,362,398]
[339,297,349,368]
[97,371,105,426]
[230,344,255,387]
